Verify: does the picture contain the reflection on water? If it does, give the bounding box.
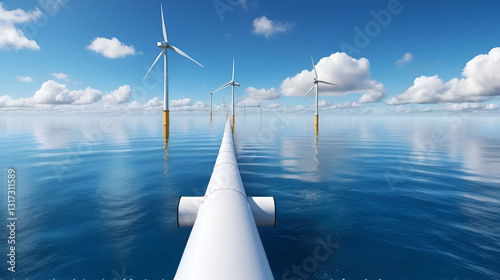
[0,112,499,279]
[164,125,170,175]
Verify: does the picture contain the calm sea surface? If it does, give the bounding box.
[0,112,499,280]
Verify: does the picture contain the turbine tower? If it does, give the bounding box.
[203,83,215,121]
[143,4,203,137]
[214,58,240,129]
[305,56,337,135]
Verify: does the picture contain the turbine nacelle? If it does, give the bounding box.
[157,41,169,48]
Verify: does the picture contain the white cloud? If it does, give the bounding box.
[280,52,385,104]
[318,100,329,107]
[0,3,41,50]
[292,104,305,112]
[0,80,105,107]
[0,80,212,112]
[0,95,14,107]
[267,103,280,109]
[169,98,207,111]
[388,47,500,105]
[32,80,74,104]
[442,102,481,111]
[390,102,500,113]
[102,85,132,104]
[87,37,136,59]
[245,87,279,100]
[357,91,384,103]
[170,98,192,107]
[484,103,499,110]
[51,72,70,81]
[70,88,103,105]
[145,97,162,107]
[16,75,33,82]
[31,80,103,105]
[336,102,363,108]
[238,98,261,107]
[322,101,363,110]
[395,52,413,68]
[252,15,292,38]
[443,102,500,111]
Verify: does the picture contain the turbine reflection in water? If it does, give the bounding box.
[164,124,171,175]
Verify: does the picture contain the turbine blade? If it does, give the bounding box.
[203,82,211,94]
[311,55,318,79]
[168,45,204,67]
[161,4,168,42]
[235,87,241,97]
[318,80,337,86]
[232,58,235,81]
[213,82,231,93]
[143,49,165,80]
[304,84,315,97]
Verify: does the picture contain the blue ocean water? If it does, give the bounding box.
[0,112,499,280]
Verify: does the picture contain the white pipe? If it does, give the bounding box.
[178,196,275,227]
[174,120,274,280]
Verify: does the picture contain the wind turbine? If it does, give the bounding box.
[143,4,203,137]
[221,95,229,120]
[305,56,337,135]
[204,83,215,121]
[248,101,262,114]
[214,58,240,128]
[248,100,263,121]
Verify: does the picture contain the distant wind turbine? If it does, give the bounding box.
[247,100,263,121]
[214,58,240,128]
[305,56,337,135]
[248,101,262,114]
[257,101,262,115]
[220,95,229,120]
[143,4,204,135]
[203,83,215,121]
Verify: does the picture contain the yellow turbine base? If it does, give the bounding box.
[164,110,170,126]
[164,126,169,141]
[231,115,235,133]
[315,115,319,135]
[164,110,170,140]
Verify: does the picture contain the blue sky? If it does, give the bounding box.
[1,0,500,113]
